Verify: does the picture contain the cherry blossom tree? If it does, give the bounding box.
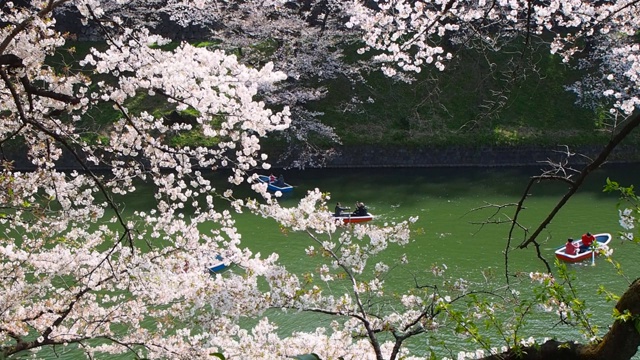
[0,0,297,358]
[53,0,367,168]
[2,0,640,360]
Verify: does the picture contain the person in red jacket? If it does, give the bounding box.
[565,238,579,255]
[580,232,596,252]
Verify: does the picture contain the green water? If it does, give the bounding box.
[30,164,640,358]
[226,165,640,357]
[237,165,632,276]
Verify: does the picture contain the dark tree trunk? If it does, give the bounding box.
[481,279,640,360]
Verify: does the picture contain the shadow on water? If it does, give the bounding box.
[277,164,632,211]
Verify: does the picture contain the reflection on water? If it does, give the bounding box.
[224,164,640,358]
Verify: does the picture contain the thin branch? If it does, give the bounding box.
[0,0,70,55]
[19,75,80,105]
[518,112,640,249]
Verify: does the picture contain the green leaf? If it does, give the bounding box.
[211,353,226,360]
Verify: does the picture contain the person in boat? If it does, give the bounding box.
[275,174,286,187]
[565,238,580,255]
[334,202,349,216]
[580,232,595,252]
[353,201,367,216]
[269,173,276,183]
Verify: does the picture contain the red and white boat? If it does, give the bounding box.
[555,233,612,263]
[333,213,374,224]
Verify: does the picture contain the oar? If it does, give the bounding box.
[591,242,598,266]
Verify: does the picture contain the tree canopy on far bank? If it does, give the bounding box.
[1,0,640,359]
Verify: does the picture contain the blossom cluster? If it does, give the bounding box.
[346,0,640,118]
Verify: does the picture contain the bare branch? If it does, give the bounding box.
[519,112,640,249]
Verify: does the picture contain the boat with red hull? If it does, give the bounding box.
[333,213,374,224]
[555,233,612,263]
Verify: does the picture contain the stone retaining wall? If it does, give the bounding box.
[2,141,640,170]
[320,144,640,168]
[5,144,640,170]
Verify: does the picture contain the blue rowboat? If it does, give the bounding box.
[208,254,230,273]
[258,174,293,193]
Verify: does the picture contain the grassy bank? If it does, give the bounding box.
[310,42,628,149]
[53,39,640,154]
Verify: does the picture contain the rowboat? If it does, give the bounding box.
[258,174,293,193]
[555,233,612,263]
[208,254,230,273]
[333,213,374,224]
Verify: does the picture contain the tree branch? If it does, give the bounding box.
[518,112,640,249]
[479,279,640,360]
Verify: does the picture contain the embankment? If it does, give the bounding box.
[297,144,640,168]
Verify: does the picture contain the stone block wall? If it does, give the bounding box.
[319,144,640,168]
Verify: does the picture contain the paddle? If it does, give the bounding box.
[591,242,597,266]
